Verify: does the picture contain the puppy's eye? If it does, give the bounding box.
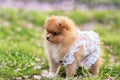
[53,32,57,35]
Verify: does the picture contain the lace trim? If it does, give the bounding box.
[63,31,101,68]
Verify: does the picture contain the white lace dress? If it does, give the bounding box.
[63,30,101,69]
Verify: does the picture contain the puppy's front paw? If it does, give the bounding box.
[46,72,56,79]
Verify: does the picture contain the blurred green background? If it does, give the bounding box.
[0,0,120,80]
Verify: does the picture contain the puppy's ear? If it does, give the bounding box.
[44,17,50,28]
[45,17,50,23]
[57,19,63,27]
[57,19,70,30]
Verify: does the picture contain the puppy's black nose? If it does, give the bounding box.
[46,37,49,40]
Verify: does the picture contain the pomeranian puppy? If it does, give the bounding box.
[44,15,103,79]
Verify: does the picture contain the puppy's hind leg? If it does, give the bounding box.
[89,58,103,77]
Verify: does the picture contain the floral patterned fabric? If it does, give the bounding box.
[63,30,101,69]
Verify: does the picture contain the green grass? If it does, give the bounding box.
[94,26,120,80]
[0,8,120,80]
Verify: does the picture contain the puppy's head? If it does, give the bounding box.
[44,16,76,43]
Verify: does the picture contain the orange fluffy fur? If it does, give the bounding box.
[44,16,103,79]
